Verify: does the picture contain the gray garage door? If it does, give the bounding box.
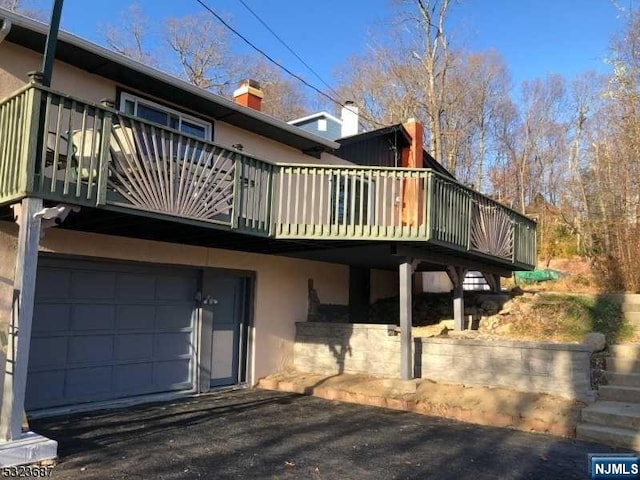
[25,258,198,411]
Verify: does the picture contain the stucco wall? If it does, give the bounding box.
[294,322,598,402]
[0,42,350,170]
[0,42,114,103]
[0,221,348,383]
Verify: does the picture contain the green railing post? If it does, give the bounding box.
[231,152,243,229]
[425,171,434,241]
[266,163,276,237]
[96,99,114,206]
[22,81,43,195]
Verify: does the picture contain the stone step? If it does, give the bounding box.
[599,385,640,403]
[581,401,640,430]
[623,303,640,313]
[610,344,640,360]
[608,357,640,374]
[624,312,640,323]
[607,372,640,388]
[576,423,640,451]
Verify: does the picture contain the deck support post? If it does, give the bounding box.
[0,198,57,466]
[451,266,466,331]
[399,259,418,380]
[1,198,42,441]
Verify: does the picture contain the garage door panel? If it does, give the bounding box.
[26,371,66,409]
[114,363,154,392]
[157,305,193,330]
[117,273,156,300]
[29,337,67,369]
[35,268,70,299]
[157,275,197,301]
[155,359,191,387]
[117,305,156,330]
[27,259,201,411]
[156,332,193,359]
[72,305,116,330]
[32,304,71,332]
[71,271,116,299]
[65,366,113,397]
[115,334,154,361]
[68,335,114,365]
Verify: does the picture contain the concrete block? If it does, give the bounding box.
[0,432,57,467]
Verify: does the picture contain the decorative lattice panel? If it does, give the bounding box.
[470,200,514,260]
[107,116,236,224]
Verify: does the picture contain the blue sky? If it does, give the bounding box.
[30,0,625,92]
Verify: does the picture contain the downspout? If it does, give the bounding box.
[0,18,12,44]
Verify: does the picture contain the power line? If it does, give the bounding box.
[193,0,386,128]
[236,0,340,98]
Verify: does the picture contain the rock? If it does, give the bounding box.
[582,332,606,352]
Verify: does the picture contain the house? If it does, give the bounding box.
[0,9,536,465]
[288,110,344,141]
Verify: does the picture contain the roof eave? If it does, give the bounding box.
[0,8,339,154]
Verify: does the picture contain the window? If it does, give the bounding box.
[317,118,327,132]
[120,93,212,140]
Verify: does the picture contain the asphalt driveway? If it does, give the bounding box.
[32,388,626,480]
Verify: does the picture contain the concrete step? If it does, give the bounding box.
[624,312,640,323]
[608,357,640,374]
[610,344,640,360]
[623,303,640,313]
[576,423,640,451]
[581,401,640,430]
[607,372,640,388]
[599,385,640,403]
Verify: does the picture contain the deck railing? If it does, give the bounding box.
[0,84,274,235]
[0,84,536,267]
[0,85,39,203]
[273,164,536,267]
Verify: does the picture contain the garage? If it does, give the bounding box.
[25,257,200,411]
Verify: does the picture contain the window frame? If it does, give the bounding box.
[119,92,213,141]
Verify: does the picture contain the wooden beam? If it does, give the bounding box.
[453,266,465,331]
[392,245,512,277]
[485,273,502,292]
[0,198,42,441]
[399,259,415,380]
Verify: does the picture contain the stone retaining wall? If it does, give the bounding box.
[294,323,401,378]
[415,337,595,402]
[294,322,597,402]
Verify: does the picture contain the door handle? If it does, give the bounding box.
[203,295,218,305]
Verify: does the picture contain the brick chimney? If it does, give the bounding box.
[233,79,263,111]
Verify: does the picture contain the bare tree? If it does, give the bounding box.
[165,12,235,94]
[243,59,309,120]
[101,4,157,65]
[0,0,45,19]
[101,4,309,120]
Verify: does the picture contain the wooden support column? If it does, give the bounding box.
[0,198,43,441]
[452,266,465,331]
[399,260,415,380]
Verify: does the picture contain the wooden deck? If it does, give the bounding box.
[0,84,536,269]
